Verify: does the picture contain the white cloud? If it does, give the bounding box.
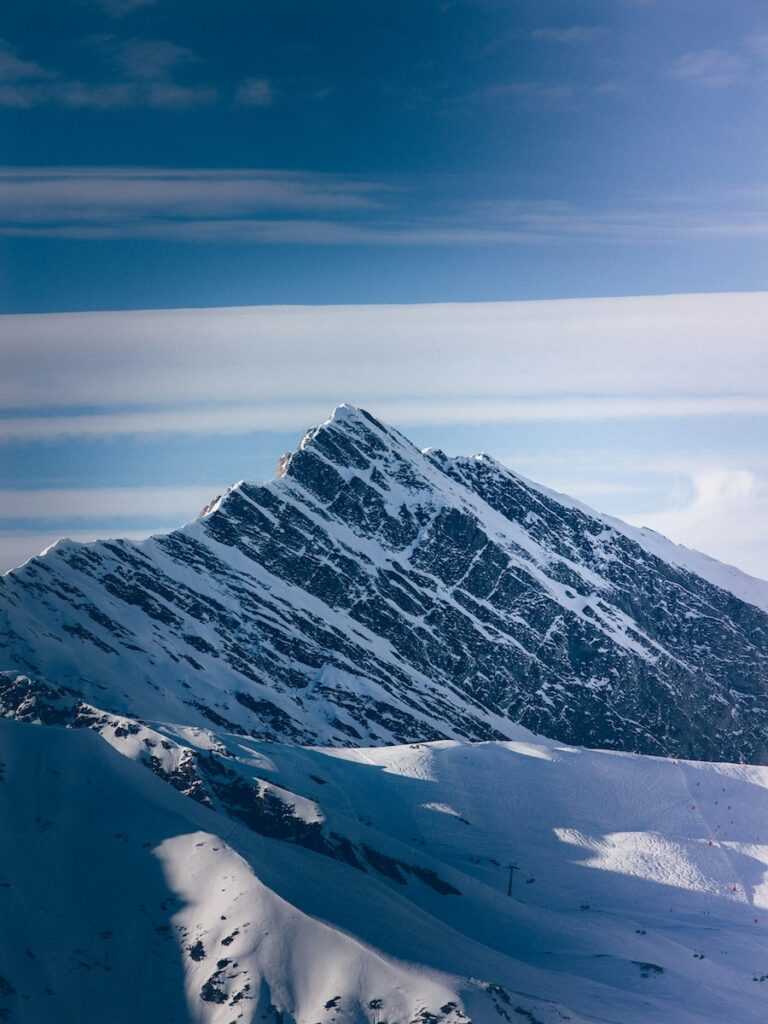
[6,78,219,110]
[94,0,158,17]
[234,78,275,107]
[114,38,197,81]
[0,167,380,225]
[0,35,217,110]
[483,80,578,108]
[144,82,218,108]
[0,292,767,421]
[667,49,747,88]
[2,167,767,245]
[0,485,224,520]
[0,39,54,82]
[495,445,768,580]
[744,33,768,59]
[531,26,609,45]
[629,469,768,579]
[1,395,768,442]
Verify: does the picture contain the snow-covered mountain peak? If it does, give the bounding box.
[296,403,422,466]
[6,404,768,1024]
[296,403,406,455]
[326,401,379,427]
[3,406,768,761]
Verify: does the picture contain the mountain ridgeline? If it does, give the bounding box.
[2,404,768,762]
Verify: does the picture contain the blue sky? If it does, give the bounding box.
[1,1,768,578]
[1,0,768,309]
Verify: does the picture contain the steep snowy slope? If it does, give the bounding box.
[3,713,768,1024]
[506,472,768,616]
[2,405,768,762]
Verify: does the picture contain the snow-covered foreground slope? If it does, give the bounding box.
[3,713,768,1024]
[3,404,768,762]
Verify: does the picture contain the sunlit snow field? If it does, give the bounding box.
[3,715,768,1024]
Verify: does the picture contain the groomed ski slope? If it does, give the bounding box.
[2,714,768,1024]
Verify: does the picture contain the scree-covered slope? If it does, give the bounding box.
[2,404,768,761]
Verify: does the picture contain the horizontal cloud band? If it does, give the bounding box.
[2,167,768,246]
[2,295,767,435]
[1,396,768,442]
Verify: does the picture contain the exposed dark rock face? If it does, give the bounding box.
[2,404,768,762]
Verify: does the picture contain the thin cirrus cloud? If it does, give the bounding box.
[107,37,198,81]
[94,0,159,16]
[665,32,768,90]
[667,49,747,88]
[0,167,382,223]
[0,485,225,521]
[0,35,270,109]
[1,167,768,246]
[234,78,275,107]
[746,33,768,58]
[480,80,579,109]
[530,26,609,45]
[2,397,768,444]
[0,80,218,110]
[0,39,54,82]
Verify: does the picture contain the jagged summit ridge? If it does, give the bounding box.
[2,405,768,761]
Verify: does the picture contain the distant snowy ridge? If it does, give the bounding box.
[2,404,768,761]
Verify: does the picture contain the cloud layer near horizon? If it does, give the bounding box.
[2,293,767,578]
[4,292,768,420]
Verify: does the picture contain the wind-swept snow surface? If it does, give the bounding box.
[2,715,768,1024]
